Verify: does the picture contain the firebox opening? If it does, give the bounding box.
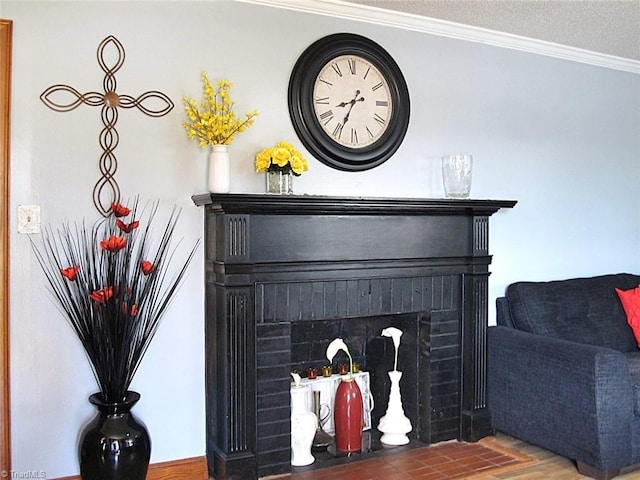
[290,312,430,445]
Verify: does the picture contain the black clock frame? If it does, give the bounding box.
[288,33,410,172]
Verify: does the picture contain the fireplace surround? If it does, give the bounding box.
[192,194,515,479]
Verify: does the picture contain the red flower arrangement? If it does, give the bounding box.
[31,198,198,403]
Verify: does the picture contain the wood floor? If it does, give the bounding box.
[481,434,640,479]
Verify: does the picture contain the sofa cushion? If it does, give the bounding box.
[617,285,640,346]
[506,274,640,352]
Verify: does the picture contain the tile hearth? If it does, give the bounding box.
[278,438,528,480]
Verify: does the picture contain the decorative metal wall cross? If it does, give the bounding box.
[40,35,174,216]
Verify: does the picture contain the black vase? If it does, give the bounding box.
[79,391,151,480]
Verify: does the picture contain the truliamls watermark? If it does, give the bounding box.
[1,471,46,479]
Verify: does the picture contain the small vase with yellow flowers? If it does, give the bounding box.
[255,141,309,194]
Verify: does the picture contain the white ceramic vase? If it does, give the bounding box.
[377,370,412,445]
[290,385,316,466]
[208,144,230,193]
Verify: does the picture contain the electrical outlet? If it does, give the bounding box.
[18,205,41,234]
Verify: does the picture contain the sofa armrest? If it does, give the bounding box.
[496,297,515,327]
[488,325,634,471]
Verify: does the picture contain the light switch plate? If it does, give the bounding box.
[18,205,41,234]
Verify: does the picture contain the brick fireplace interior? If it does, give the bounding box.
[193,194,515,479]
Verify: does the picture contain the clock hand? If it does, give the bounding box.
[343,103,359,124]
[342,91,365,124]
[336,90,364,108]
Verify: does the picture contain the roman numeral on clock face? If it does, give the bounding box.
[332,122,344,139]
[366,126,374,139]
[348,59,357,75]
[319,110,334,124]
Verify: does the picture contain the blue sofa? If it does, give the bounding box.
[488,273,640,480]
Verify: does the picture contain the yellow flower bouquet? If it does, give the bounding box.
[255,141,309,176]
[182,73,258,147]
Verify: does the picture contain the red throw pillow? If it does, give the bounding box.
[616,285,640,346]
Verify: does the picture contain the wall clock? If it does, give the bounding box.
[288,33,410,172]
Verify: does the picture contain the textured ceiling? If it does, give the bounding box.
[345,0,640,61]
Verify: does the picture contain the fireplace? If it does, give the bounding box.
[192,194,516,479]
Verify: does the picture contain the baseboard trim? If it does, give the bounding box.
[53,455,208,480]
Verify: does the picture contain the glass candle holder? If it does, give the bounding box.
[266,170,293,194]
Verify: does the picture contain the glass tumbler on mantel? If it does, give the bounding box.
[442,154,472,198]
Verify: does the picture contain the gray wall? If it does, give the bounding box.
[4,1,639,476]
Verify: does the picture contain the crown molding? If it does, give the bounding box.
[236,0,640,75]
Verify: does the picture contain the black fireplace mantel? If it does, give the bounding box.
[192,193,515,216]
[193,194,516,479]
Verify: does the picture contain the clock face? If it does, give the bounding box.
[289,33,410,172]
[312,55,393,149]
